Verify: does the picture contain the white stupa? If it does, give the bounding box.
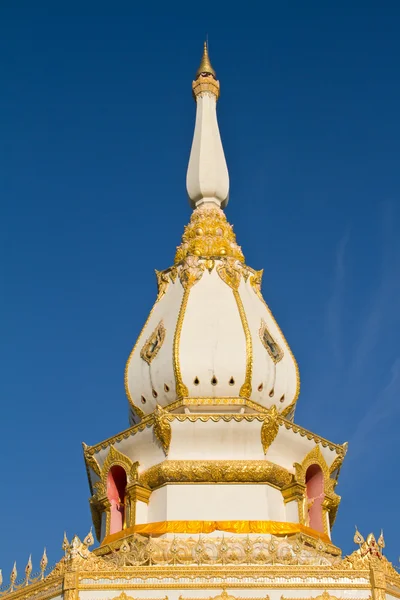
[2,42,398,600]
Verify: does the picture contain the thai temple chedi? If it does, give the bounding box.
[2,42,399,600]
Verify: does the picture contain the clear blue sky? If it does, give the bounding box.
[1,1,400,576]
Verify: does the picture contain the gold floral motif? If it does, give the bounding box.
[138,459,292,489]
[261,406,280,454]
[175,205,244,264]
[153,405,171,455]
[259,320,284,363]
[140,321,166,365]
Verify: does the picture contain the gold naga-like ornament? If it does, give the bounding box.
[260,405,280,454]
[153,404,172,455]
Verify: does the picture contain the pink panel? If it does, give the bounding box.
[107,465,127,535]
[305,464,324,533]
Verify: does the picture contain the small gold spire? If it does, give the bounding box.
[195,41,216,79]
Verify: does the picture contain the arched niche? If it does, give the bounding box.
[107,465,127,534]
[305,463,324,532]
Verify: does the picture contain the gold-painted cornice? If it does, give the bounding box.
[85,409,344,457]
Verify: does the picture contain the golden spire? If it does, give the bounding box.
[195,41,216,79]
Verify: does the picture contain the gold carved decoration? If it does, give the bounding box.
[249,269,263,293]
[281,592,371,600]
[173,284,190,399]
[82,442,101,478]
[217,258,242,290]
[261,406,280,454]
[153,405,171,455]
[181,591,269,600]
[101,446,138,486]
[294,445,342,530]
[138,459,292,490]
[155,269,170,301]
[259,320,284,363]
[192,74,220,99]
[234,288,253,399]
[175,205,244,264]
[85,409,344,457]
[294,445,331,491]
[111,593,167,600]
[140,321,166,365]
[179,256,205,290]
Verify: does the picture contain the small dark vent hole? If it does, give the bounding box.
[141,396,147,404]
[211,375,218,386]
[152,389,158,398]
[194,377,200,385]
[258,383,263,392]
[280,394,285,403]
[229,377,235,386]
[164,384,170,392]
[269,388,275,397]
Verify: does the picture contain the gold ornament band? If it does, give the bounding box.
[102,520,331,545]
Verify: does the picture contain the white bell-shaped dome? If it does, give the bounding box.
[125,205,299,424]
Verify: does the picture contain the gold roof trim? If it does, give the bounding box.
[84,408,345,456]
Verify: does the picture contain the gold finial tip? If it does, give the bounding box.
[195,40,216,79]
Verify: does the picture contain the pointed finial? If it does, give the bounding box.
[62,532,69,552]
[354,526,365,546]
[24,555,32,583]
[10,562,17,588]
[195,41,216,79]
[83,528,94,548]
[40,548,48,576]
[378,530,385,550]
